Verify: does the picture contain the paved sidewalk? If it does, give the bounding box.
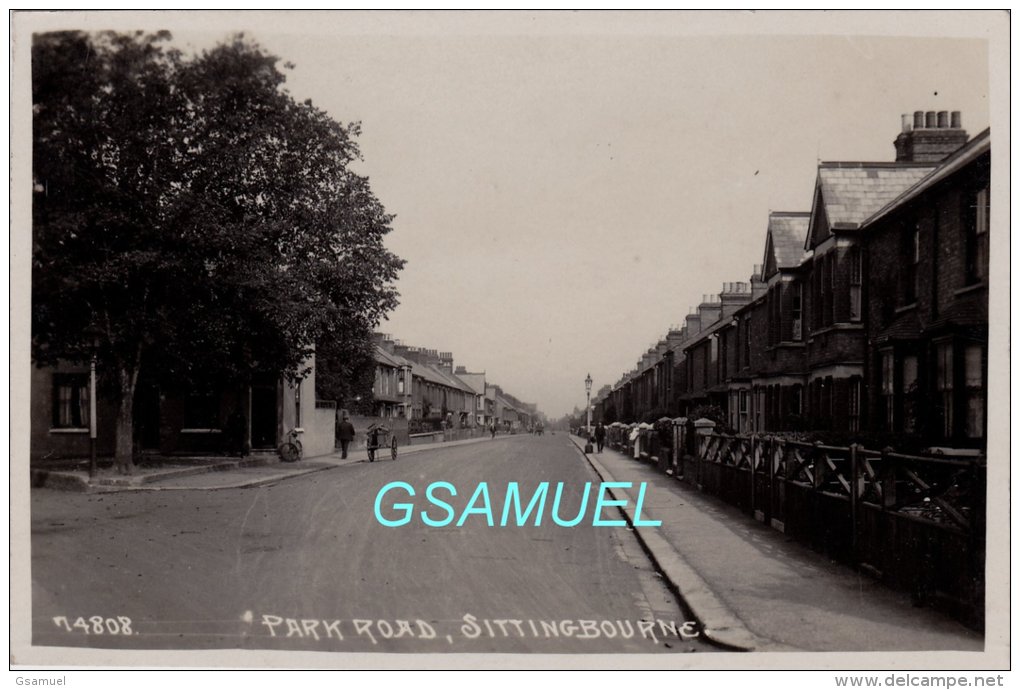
[569,436,983,653]
[33,433,509,493]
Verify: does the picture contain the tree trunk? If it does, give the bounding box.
[115,364,137,475]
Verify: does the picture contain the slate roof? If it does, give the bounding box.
[682,316,730,355]
[374,345,412,369]
[378,350,474,394]
[496,395,518,413]
[407,360,451,387]
[767,212,810,270]
[815,163,936,230]
[874,310,921,344]
[438,369,478,395]
[864,129,990,228]
[924,300,988,335]
[455,373,487,396]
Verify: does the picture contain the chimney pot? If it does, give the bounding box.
[901,114,912,133]
[937,111,949,128]
[913,111,925,129]
[951,111,962,128]
[925,111,937,128]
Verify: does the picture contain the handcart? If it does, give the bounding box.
[366,424,398,462]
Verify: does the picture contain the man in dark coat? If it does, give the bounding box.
[337,413,356,459]
[594,422,606,453]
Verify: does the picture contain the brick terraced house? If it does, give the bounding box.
[593,111,990,451]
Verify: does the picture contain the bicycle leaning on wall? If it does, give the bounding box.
[278,428,304,463]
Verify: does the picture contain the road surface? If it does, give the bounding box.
[31,434,712,654]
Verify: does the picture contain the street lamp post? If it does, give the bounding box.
[84,328,101,480]
[584,373,593,453]
[89,349,97,479]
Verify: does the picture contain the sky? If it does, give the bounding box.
[17,11,999,419]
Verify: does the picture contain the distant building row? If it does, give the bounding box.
[371,334,540,431]
[594,111,990,449]
[32,329,542,464]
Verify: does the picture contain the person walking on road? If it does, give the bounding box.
[337,413,356,459]
[594,422,606,453]
[489,422,497,439]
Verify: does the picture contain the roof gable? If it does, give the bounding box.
[763,212,810,278]
[762,233,778,279]
[806,185,830,250]
[808,164,936,248]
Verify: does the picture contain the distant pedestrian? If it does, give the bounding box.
[489,422,497,439]
[337,413,356,459]
[594,422,606,453]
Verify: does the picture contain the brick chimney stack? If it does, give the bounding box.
[697,294,722,328]
[894,110,968,162]
[424,349,440,367]
[719,281,752,319]
[438,351,454,373]
[666,327,685,350]
[750,264,767,299]
[685,309,702,336]
[392,344,420,364]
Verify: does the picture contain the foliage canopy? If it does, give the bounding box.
[32,31,402,461]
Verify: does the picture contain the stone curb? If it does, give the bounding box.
[100,455,279,486]
[38,432,511,493]
[90,462,341,493]
[29,468,92,492]
[31,454,281,492]
[569,435,760,652]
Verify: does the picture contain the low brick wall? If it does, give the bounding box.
[343,416,411,450]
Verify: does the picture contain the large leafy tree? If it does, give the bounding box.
[314,326,377,416]
[32,31,403,472]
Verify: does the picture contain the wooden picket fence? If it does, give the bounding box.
[679,432,985,629]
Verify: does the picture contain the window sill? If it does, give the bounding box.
[765,342,807,351]
[808,323,866,338]
[954,283,987,298]
[49,428,88,434]
[180,428,223,434]
[894,303,918,315]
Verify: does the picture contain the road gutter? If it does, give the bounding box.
[569,435,760,652]
[48,433,519,493]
